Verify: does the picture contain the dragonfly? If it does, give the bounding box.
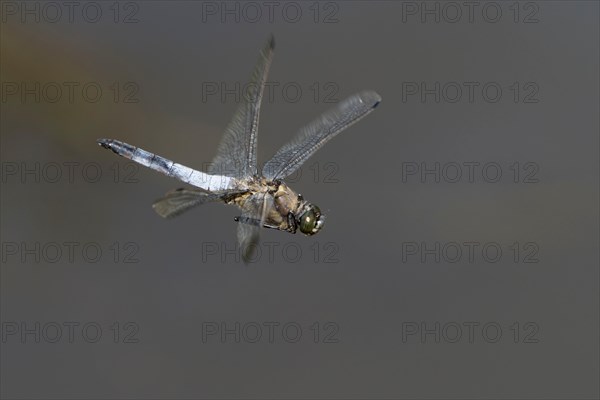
[98,35,381,261]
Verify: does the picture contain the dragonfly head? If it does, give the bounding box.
[297,203,324,235]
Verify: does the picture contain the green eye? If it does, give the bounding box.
[299,205,323,235]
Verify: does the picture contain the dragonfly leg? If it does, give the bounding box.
[286,212,297,234]
[234,216,279,230]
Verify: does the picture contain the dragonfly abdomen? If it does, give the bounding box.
[97,138,234,191]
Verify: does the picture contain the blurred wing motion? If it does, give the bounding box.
[209,35,275,178]
[236,193,272,262]
[262,90,381,180]
[153,188,244,219]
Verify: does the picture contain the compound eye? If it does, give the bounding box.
[299,205,323,235]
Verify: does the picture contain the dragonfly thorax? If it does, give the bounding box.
[267,181,324,235]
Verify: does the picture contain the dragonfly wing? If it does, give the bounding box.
[237,193,272,262]
[209,35,275,178]
[262,91,381,180]
[153,188,243,219]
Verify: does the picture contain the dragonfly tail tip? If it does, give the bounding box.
[96,138,120,154]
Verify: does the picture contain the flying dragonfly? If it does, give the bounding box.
[98,35,381,261]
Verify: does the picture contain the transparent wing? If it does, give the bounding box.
[209,35,275,178]
[152,188,242,219]
[237,193,272,263]
[262,91,381,180]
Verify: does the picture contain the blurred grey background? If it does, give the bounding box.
[1,1,598,399]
